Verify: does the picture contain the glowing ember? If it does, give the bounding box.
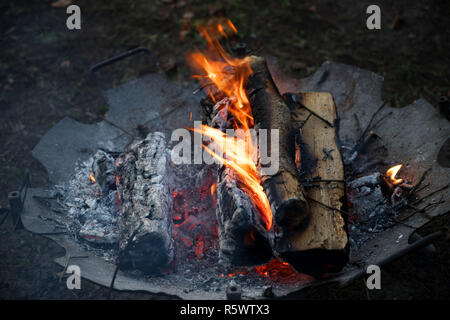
[386,164,403,185]
[89,172,96,183]
[253,258,310,283]
[210,182,216,196]
[195,235,205,259]
[188,20,273,230]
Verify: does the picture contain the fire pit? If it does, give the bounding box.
[18,22,450,300]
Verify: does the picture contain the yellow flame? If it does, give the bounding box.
[188,20,272,230]
[210,182,216,196]
[386,164,403,185]
[195,125,272,229]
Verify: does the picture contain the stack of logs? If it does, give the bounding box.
[202,56,348,275]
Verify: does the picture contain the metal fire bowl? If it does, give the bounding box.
[23,60,450,299]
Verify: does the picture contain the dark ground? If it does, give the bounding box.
[0,0,449,299]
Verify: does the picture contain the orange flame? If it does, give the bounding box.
[210,182,216,196]
[386,164,403,185]
[89,172,96,183]
[188,20,272,230]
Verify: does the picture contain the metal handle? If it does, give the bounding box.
[90,47,161,93]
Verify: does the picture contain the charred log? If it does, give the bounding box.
[246,55,309,232]
[116,132,174,274]
[216,166,273,266]
[204,98,272,266]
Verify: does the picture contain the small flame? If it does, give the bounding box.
[188,20,272,230]
[386,164,403,185]
[210,182,216,196]
[89,172,96,183]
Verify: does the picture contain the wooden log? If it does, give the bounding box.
[116,132,174,274]
[280,92,348,276]
[204,98,273,266]
[246,56,309,233]
[216,166,273,266]
[201,64,347,274]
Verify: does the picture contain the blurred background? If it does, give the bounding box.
[0,0,449,299]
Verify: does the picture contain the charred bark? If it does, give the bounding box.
[216,167,273,266]
[116,132,174,274]
[246,55,309,233]
[203,98,272,266]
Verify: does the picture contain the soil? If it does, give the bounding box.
[0,0,449,299]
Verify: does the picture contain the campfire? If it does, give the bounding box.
[19,18,449,299]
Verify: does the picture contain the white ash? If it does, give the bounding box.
[349,172,381,189]
[347,172,396,248]
[51,150,120,259]
[92,150,117,192]
[343,150,358,165]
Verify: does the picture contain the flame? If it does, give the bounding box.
[210,182,216,196]
[189,19,253,127]
[386,164,403,185]
[188,20,272,230]
[89,172,96,183]
[198,125,272,229]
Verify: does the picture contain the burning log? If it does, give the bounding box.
[200,66,348,274]
[216,166,273,266]
[116,132,174,274]
[203,98,273,266]
[246,56,309,233]
[191,23,344,274]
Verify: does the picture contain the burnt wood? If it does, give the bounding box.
[216,166,273,266]
[246,56,309,233]
[116,132,174,274]
[204,98,272,266]
[201,59,347,274]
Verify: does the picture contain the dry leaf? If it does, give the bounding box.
[183,11,194,19]
[291,62,307,71]
[51,0,72,8]
[60,60,71,68]
[175,1,186,8]
[307,5,317,12]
